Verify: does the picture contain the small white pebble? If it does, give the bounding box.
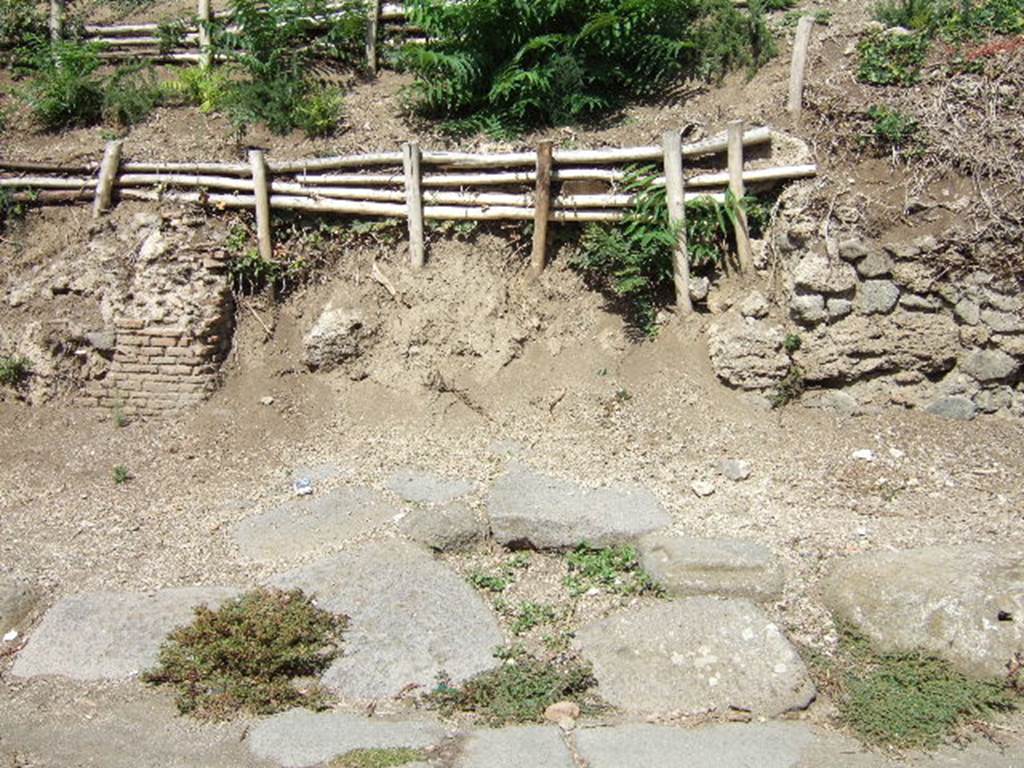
[851,449,876,462]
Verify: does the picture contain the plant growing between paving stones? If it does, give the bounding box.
[427,646,597,725]
[564,542,660,597]
[819,626,1019,748]
[143,587,346,720]
[330,748,428,768]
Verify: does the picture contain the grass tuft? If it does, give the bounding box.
[330,748,427,768]
[143,587,347,720]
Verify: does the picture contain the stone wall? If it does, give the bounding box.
[709,229,1024,420]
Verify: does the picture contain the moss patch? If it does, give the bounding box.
[427,647,596,725]
[330,748,427,768]
[821,627,1018,748]
[143,587,347,720]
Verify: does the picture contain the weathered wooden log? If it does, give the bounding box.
[121,161,251,176]
[7,190,93,204]
[116,173,257,191]
[249,150,274,262]
[403,141,426,268]
[267,152,405,174]
[728,120,753,272]
[663,130,692,314]
[93,140,123,217]
[0,176,96,189]
[788,16,816,118]
[531,140,553,275]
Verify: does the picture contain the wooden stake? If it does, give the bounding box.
[248,149,273,263]
[92,140,123,217]
[49,0,64,41]
[197,0,212,70]
[530,140,553,276]
[402,142,425,268]
[366,0,381,75]
[727,120,754,273]
[661,131,692,314]
[788,16,815,118]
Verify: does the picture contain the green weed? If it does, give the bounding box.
[829,627,1018,748]
[330,749,427,768]
[864,105,923,156]
[783,332,802,353]
[0,0,44,65]
[468,571,510,593]
[0,354,31,387]
[143,588,346,720]
[564,542,659,597]
[427,648,596,725]
[770,363,805,408]
[508,602,558,636]
[112,465,131,484]
[857,29,931,85]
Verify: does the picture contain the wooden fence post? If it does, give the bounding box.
[530,140,553,276]
[49,0,64,41]
[197,0,212,70]
[788,16,815,118]
[248,149,273,263]
[727,120,753,273]
[661,131,692,315]
[402,141,425,268]
[366,0,381,75]
[93,140,123,217]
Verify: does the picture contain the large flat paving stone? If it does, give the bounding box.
[387,468,477,505]
[234,487,404,561]
[270,540,504,700]
[822,545,1024,678]
[487,466,670,549]
[638,534,785,602]
[454,726,574,768]
[248,709,447,768]
[11,587,239,680]
[0,683,258,768]
[575,598,815,716]
[576,722,884,768]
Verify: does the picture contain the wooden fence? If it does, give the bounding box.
[0,123,815,311]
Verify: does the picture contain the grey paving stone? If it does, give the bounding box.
[637,535,785,602]
[822,545,1024,678]
[248,709,446,768]
[386,468,477,505]
[487,466,670,549]
[398,502,487,551]
[454,726,573,768]
[575,598,815,717]
[234,487,403,561]
[270,540,504,700]
[11,587,239,680]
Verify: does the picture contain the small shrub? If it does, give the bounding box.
[22,41,105,130]
[770,363,804,408]
[102,63,163,128]
[143,588,346,720]
[865,104,923,155]
[156,18,189,54]
[0,0,43,65]
[831,628,1018,748]
[564,542,659,596]
[0,354,31,387]
[874,0,941,30]
[427,648,596,725]
[292,86,344,138]
[783,332,802,353]
[165,67,233,113]
[112,465,131,484]
[857,29,931,85]
[330,749,428,768]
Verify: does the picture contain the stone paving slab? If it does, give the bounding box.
[270,540,504,699]
[575,598,815,717]
[11,587,240,680]
[637,534,785,602]
[575,722,879,768]
[0,683,260,768]
[822,545,1024,678]
[454,726,574,768]
[247,709,447,768]
[487,466,670,549]
[234,487,404,561]
[387,468,477,505]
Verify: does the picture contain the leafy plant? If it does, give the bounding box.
[157,18,190,54]
[508,601,558,635]
[826,627,1018,748]
[21,41,105,130]
[769,363,804,408]
[564,542,659,596]
[783,332,802,353]
[330,749,428,768]
[209,0,365,136]
[143,588,346,720]
[0,354,31,387]
[0,0,44,65]
[402,0,775,133]
[427,648,596,725]
[864,105,923,156]
[857,29,931,85]
[468,570,510,593]
[112,465,131,484]
[165,67,232,113]
[102,63,163,128]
